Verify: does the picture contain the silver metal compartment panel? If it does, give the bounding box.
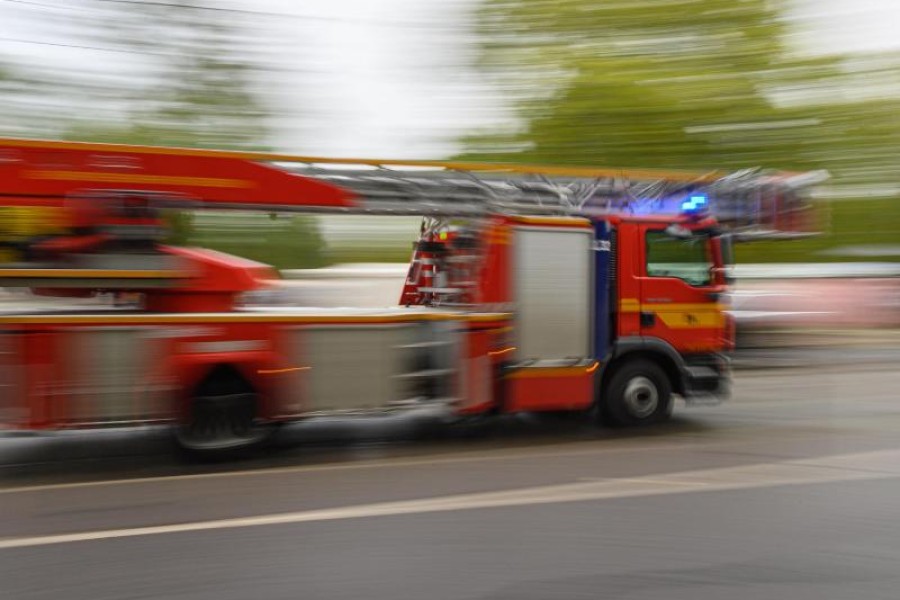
[514,227,593,361]
[0,332,25,425]
[67,327,168,423]
[301,324,418,412]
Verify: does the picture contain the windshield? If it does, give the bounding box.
[645,229,713,286]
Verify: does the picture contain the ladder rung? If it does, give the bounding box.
[395,341,452,349]
[445,256,479,263]
[387,396,456,407]
[393,368,456,379]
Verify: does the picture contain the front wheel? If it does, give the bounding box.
[601,359,673,427]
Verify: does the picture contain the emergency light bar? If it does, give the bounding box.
[681,194,708,212]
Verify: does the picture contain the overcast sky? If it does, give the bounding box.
[2,0,899,158]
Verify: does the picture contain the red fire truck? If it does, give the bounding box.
[0,138,824,454]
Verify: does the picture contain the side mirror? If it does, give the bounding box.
[710,266,735,286]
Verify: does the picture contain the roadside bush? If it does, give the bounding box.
[165,211,329,269]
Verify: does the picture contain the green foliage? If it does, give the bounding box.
[736,198,900,263]
[461,0,900,176]
[461,0,826,170]
[53,2,328,268]
[63,0,270,150]
[460,0,900,262]
[330,247,413,264]
[164,210,195,246]
[0,57,58,139]
[182,213,328,270]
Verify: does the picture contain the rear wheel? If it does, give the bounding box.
[176,393,271,452]
[174,365,275,456]
[601,359,673,427]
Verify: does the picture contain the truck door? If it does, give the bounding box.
[637,224,726,354]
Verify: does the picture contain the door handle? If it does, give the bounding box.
[640,311,656,327]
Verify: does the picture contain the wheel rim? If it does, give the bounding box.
[177,393,268,451]
[623,376,659,418]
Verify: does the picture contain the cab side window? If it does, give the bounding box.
[645,231,712,286]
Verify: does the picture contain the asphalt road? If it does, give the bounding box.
[2,359,900,600]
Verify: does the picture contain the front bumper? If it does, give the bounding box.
[681,353,731,405]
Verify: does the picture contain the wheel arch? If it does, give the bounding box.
[601,337,686,398]
[175,361,272,456]
[191,362,256,398]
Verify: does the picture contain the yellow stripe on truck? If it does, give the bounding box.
[653,309,724,329]
[619,298,641,312]
[508,364,598,379]
[618,298,726,329]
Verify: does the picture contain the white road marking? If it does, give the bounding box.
[0,440,689,495]
[2,449,899,550]
[580,477,710,487]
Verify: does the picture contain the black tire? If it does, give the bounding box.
[173,365,275,458]
[174,392,275,459]
[600,359,673,427]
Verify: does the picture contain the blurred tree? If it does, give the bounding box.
[186,212,328,270]
[165,210,195,247]
[0,60,18,135]
[0,57,55,139]
[459,0,894,176]
[53,1,328,268]
[64,0,270,150]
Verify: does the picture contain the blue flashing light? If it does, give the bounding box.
[681,194,708,212]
